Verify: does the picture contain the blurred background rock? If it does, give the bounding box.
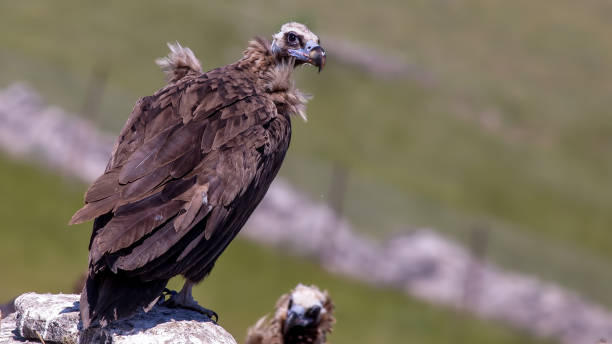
[1,1,611,343]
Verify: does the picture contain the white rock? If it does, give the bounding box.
[0,293,236,344]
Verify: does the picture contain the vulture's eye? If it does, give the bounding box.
[287,32,298,45]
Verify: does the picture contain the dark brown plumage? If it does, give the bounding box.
[246,284,335,344]
[69,22,325,328]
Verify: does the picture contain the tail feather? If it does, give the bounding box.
[80,268,168,328]
[155,42,203,83]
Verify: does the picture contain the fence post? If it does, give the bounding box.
[461,226,489,310]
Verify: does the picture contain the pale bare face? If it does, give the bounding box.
[283,284,328,332]
[271,22,326,71]
[272,22,320,49]
[290,283,327,312]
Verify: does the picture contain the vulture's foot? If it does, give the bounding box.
[160,287,218,322]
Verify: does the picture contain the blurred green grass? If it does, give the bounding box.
[0,0,611,334]
[0,154,549,344]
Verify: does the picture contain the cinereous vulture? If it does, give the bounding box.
[246,284,335,344]
[69,22,326,328]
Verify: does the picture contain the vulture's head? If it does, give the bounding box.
[271,22,326,72]
[277,284,335,342]
[246,284,335,344]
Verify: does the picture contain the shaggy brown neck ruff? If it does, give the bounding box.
[236,37,309,120]
[236,37,277,80]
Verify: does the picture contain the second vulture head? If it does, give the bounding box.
[271,22,326,72]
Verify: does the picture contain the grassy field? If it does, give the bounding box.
[0,154,550,344]
[0,0,611,332]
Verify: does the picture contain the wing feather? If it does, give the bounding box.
[70,194,119,225]
[173,182,210,231]
[153,120,201,166]
[118,124,177,184]
[84,169,120,203]
[91,199,183,263]
[119,164,171,200]
[169,147,201,178]
[112,204,210,272]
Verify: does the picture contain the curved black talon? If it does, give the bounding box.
[159,288,177,305]
[183,304,218,323]
[162,288,177,297]
[209,310,219,323]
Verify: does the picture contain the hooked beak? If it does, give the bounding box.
[288,41,326,72]
[283,304,318,334]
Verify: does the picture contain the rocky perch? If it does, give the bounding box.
[0,293,236,344]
